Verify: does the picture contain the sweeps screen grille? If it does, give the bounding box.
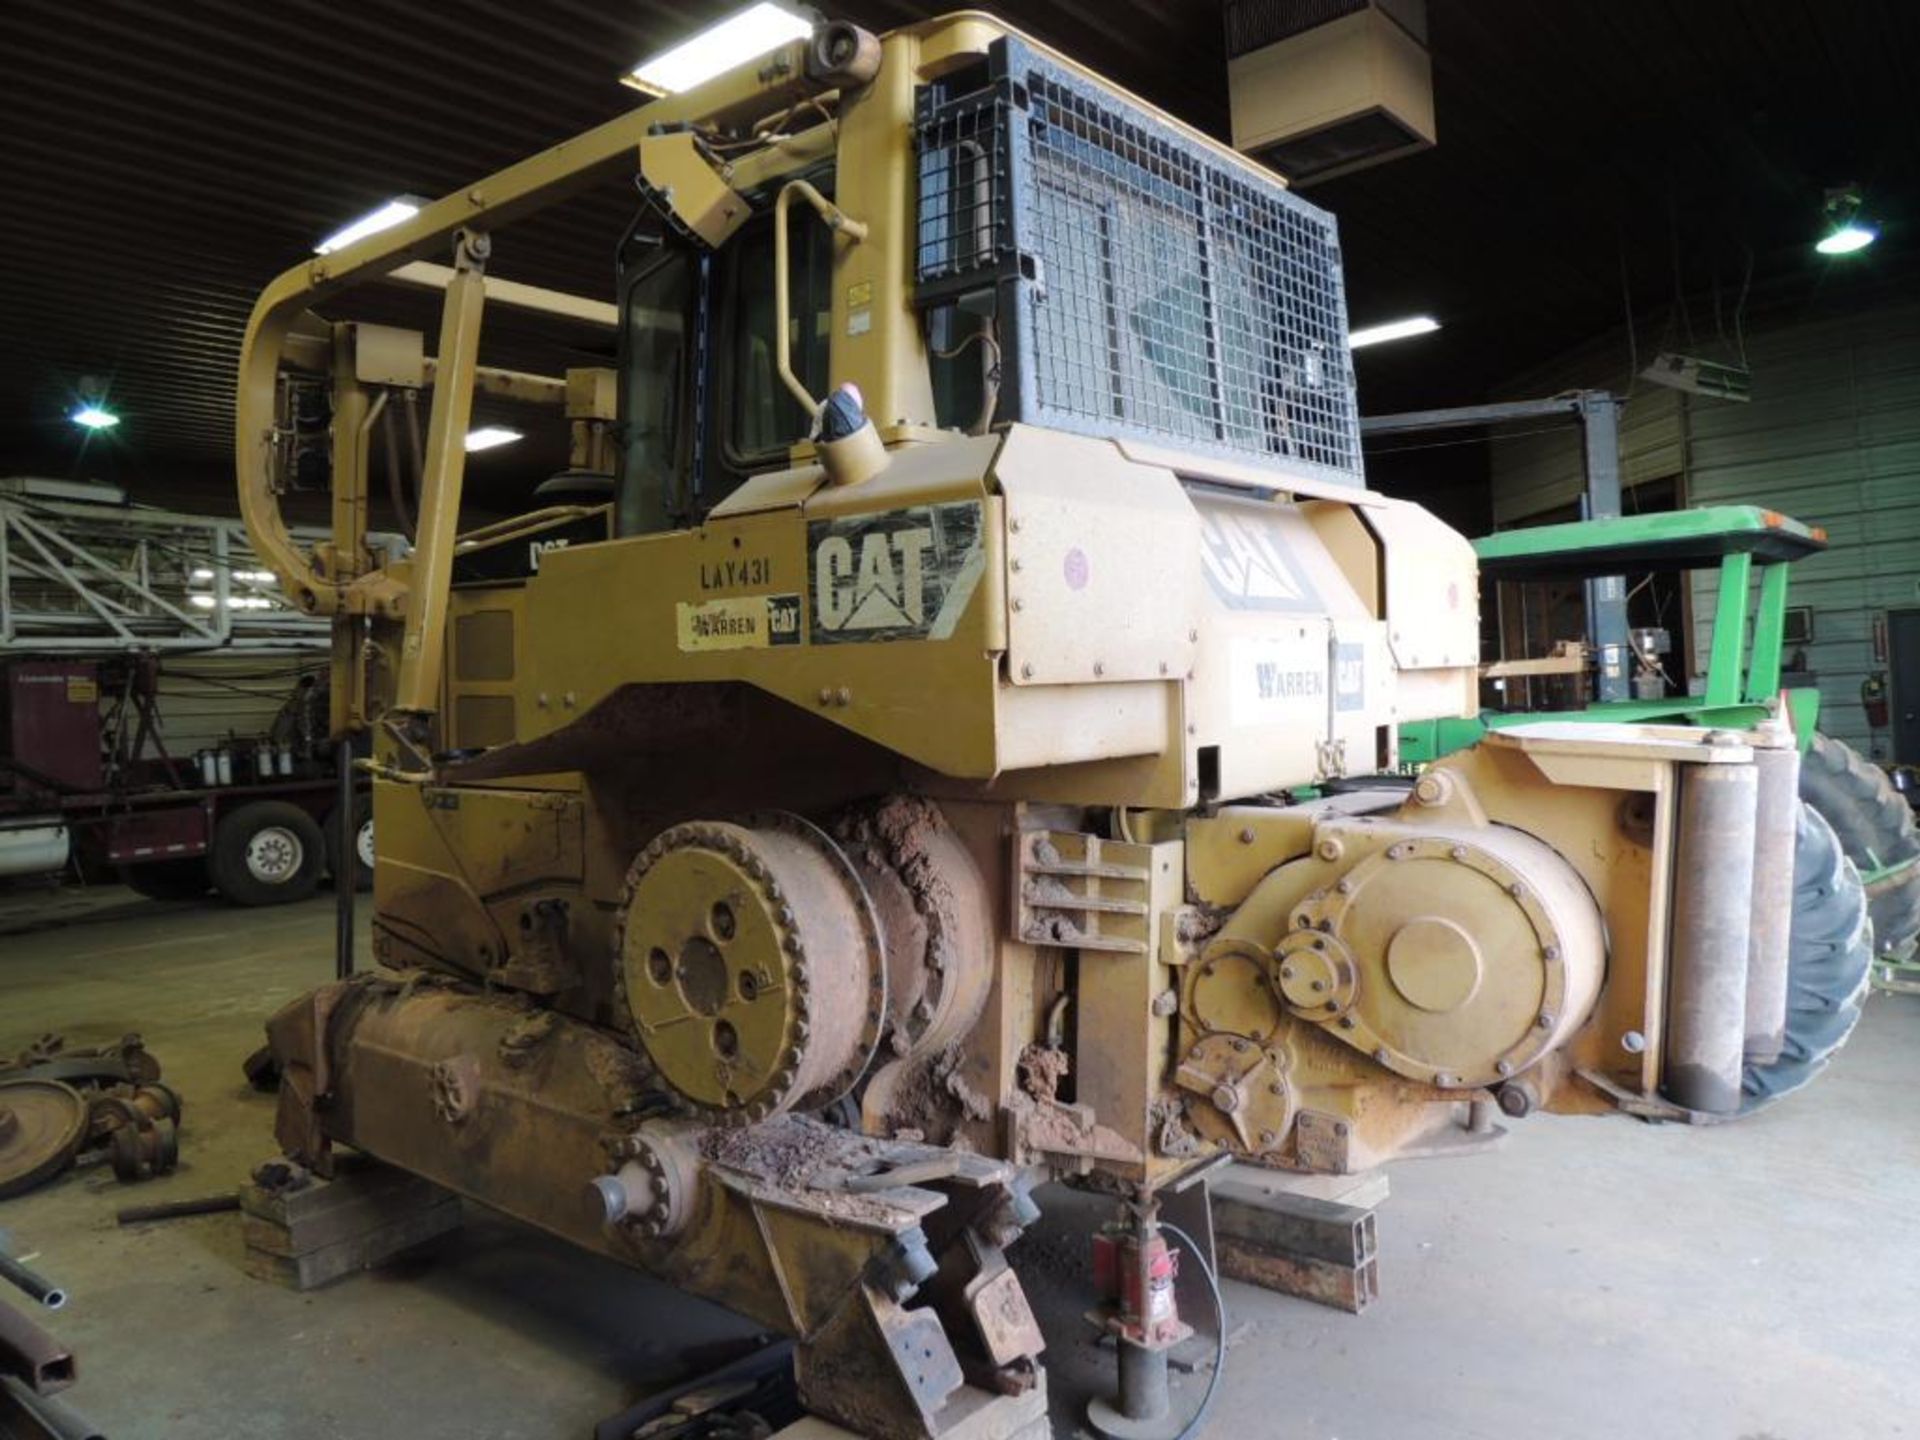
[914,37,1363,486]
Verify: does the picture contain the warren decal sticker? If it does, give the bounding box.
[1230,636,1369,725]
[807,501,984,645]
[676,594,802,652]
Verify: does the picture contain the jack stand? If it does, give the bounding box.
[1085,1193,1192,1440]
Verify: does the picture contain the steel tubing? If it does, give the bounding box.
[0,1298,75,1396]
[1,1374,104,1440]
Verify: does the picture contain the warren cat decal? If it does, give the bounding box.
[807,502,984,645]
[676,594,802,652]
[1334,640,1367,713]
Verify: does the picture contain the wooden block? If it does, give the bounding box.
[240,1158,450,1229]
[241,1174,453,1255]
[242,1197,463,1291]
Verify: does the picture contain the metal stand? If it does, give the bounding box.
[1362,390,1630,701]
[1087,1343,1174,1440]
[333,733,356,981]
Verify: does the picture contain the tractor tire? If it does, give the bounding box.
[1741,802,1874,1109]
[209,801,325,907]
[119,857,212,901]
[1798,731,1920,959]
[323,794,374,892]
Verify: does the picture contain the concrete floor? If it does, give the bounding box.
[2,889,1916,1440]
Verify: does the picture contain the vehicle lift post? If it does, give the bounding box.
[1361,390,1631,702]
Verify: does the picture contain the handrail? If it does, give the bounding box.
[773,179,867,418]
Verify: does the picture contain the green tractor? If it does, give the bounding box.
[1400,503,1915,1100]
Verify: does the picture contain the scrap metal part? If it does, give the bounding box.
[0,1039,178,1200]
[0,1252,65,1312]
[0,1373,105,1440]
[0,1297,74,1396]
[0,1035,160,1090]
[0,1084,88,1202]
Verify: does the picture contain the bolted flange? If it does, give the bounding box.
[1271,929,1359,1019]
[1172,1033,1295,1156]
[593,1123,700,1239]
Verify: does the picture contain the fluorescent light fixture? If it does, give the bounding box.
[1815,221,1877,256]
[235,569,278,584]
[314,198,421,255]
[190,567,215,582]
[71,404,120,430]
[629,3,812,95]
[1348,315,1440,350]
[464,426,523,452]
[190,594,216,610]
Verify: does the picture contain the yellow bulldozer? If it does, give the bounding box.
[236,13,1869,1438]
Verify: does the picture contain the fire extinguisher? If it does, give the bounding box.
[1862,673,1890,729]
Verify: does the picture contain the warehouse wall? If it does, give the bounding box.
[1489,295,1920,757]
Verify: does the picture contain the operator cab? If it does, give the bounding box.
[614,161,992,537]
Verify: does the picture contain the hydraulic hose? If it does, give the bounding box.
[1158,1221,1227,1440]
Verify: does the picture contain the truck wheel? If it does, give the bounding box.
[209,802,325,907]
[1799,731,1920,959]
[1741,802,1874,1109]
[118,858,211,901]
[323,795,374,892]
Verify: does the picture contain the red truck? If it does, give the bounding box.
[0,656,368,906]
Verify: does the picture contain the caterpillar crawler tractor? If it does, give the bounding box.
[237,13,1868,1438]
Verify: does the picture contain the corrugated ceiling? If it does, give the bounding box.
[1,0,1913,509]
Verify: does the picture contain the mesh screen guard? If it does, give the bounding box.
[914,38,1364,487]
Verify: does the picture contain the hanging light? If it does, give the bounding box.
[71,403,119,430]
[1816,221,1877,256]
[1815,186,1877,257]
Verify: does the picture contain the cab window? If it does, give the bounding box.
[722,214,832,468]
[615,245,694,536]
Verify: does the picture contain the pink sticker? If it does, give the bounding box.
[1063,547,1090,591]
